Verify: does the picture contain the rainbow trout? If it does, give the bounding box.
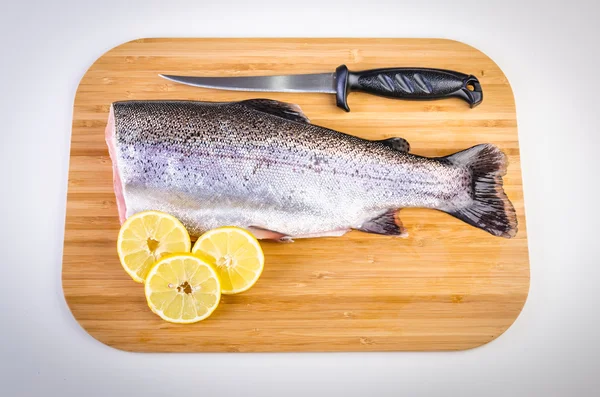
[105,99,517,240]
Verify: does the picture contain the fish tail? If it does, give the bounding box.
[443,144,518,238]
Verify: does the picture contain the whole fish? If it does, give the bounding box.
[105,99,517,240]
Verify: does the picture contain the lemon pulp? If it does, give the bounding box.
[192,226,264,294]
[144,253,221,323]
[117,210,191,283]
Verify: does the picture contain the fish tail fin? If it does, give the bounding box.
[443,144,518,238]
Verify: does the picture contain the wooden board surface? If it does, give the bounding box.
[62,38,529,352]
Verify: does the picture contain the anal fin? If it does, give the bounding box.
[357,209,408,237]
[376,137,410,153]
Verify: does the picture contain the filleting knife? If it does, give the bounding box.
[160,64,482,112]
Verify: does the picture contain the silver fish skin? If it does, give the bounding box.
[105,99,517,240]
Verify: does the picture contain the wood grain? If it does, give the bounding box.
[62,38,529,352]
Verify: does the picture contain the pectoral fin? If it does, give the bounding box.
[357,209,408,237]
[248,226,294,242]
[376,137,410,153]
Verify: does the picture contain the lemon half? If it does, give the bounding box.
[144,253,221,323]
[192,226,264,294]
[117,210,191,283]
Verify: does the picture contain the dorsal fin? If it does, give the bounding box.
[240,99,310,123]
[376,137,410,153]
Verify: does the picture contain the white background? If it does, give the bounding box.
[1,0,599,396]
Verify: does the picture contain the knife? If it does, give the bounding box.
[160,64,482,112]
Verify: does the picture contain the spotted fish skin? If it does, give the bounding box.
[105,99,517,239]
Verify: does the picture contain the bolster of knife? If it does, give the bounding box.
[335,65,483,112]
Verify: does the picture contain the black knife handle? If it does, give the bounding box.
[335,65,482,112]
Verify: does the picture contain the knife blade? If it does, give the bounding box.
[160,64,483,112]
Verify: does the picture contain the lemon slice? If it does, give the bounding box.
[144,253,221,323]
[192,226,265,294]
[117,210,191,283]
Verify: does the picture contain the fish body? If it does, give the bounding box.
[106,99,517,240]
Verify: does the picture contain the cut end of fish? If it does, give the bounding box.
[105,104,127,224]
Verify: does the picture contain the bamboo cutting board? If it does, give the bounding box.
[63,38,529,352]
